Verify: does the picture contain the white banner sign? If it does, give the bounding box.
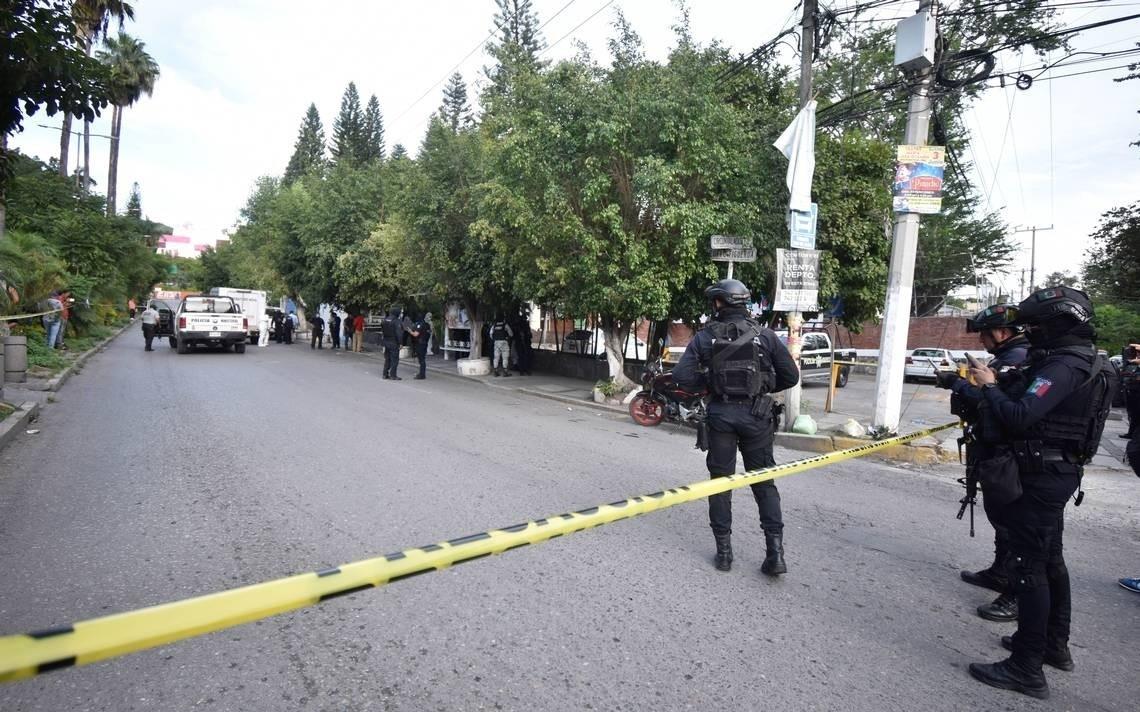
[773,248,821,312]
[710,235,754,250]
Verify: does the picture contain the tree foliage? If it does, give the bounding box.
[439,72,473,133]
[362,94,385,163]
[330,82,364,166]
[283,103,325,184]
[1083,202,1140,308]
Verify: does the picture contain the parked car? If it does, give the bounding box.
[562,329,649,360]
[774,330,856,388]
[174,295,248,354]
[904,347,958,382]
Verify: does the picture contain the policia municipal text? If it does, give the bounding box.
[673,279,800,575]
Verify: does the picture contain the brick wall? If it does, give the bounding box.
[844,316,978,351]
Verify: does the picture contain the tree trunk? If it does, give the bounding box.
[82,119,91,195]
[465,298,484,359]
[59,114,72,177]
[1,132,7,239]
[106,105,121,216]
[601,315,636,390]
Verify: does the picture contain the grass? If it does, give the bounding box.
[20,322,123,375]
[0,401,14,422]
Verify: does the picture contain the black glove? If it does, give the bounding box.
[935,370,960,390]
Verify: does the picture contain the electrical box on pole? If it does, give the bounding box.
[894,11,936,72]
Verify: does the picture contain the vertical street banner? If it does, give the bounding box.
[773,248,821,312]
[892,145,945,214]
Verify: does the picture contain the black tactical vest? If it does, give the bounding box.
[705,319,774,401]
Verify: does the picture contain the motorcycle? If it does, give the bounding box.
[628,354,708,428]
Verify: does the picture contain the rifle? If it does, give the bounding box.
[956,424,977,538]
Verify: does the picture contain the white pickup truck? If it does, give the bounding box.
[175,295,248,354]
[775,330,856,388]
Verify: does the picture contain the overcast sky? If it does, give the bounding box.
[11,0,1140,300]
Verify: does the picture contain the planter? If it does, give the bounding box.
[3,335,27,384]
[457,357,491,377]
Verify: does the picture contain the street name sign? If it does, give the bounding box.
[711,247,757,262]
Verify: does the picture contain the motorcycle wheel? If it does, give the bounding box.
[629,393,665,426]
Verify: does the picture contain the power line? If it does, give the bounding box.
[538,0,616,58]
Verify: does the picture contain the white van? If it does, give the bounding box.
[208,288,267,344]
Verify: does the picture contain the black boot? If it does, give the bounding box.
[760,533,786,576]
[713,533,733,572]
[1001,636,1074,672]
[960,566,1008,593]
[968,659,1049,699]
[978,592,1018,622]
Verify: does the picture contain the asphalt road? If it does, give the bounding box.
[1,333,1137,711]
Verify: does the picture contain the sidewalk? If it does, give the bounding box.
[399,351,1132,472]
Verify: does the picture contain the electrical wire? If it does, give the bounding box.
[538,0,616,58]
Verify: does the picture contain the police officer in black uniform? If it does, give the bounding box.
[412,312,431,379]
[936,304,1029,623]
[966,286,1116,700]
[673,279,799,575]
[1121,342,1140,438]
[381,307,403,380]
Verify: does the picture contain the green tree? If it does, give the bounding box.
[1092,303,1140,356]
[97,31,158,216]
[65,0,135,187]
[480,18,766,384]
[283,103,325,184]
[389,143,408,160]
[1041,270,1079,288]
[1083,202,1140,308]
[483,0,546,114]
[362,94,385,163]
[439,72,472,132]
[0,0,112,236]
[330,82,364,166]
[125,180,140,217]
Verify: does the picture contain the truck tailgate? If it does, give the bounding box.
[183,314,244,333]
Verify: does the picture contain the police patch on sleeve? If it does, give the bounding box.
[1027,377,1053,397]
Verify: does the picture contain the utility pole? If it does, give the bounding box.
[1013,224,1053,292]
[871,0,938,434]
[783,0,817,432]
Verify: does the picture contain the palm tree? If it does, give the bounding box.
[97,32,158,216]
[58,0,135,183]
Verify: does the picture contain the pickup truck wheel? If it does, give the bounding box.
[249,334,257,345]
[176,338,188,354]
[835,367,850,388]
[168,336,177,349]
[234,342,246,354]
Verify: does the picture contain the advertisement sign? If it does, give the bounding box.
[710,235,754,250]
[788,203,818,250]
[892,145,945,214]
[772,248,821,312]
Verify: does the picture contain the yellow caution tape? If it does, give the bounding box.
[1,307,64,322]
[0,420,958,683]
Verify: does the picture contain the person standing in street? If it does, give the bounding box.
[140,302,160,351]
[936,304,1030,624]
[258,310,270,348]
[42,292,63,349]
[272,311,284,343]
[353,313,365,353]
[381,307,403,379]
[672,279,799,576]
[57,290,72,349]
[1120,342,1140,438]
[128,297,137,321]
[310,313,325,349]
[490,316,513,377]
[412,312,431,379]
[283,311,296,344]
[513,313,534,375]
[965,287,1116,700]
[330,312,342,350]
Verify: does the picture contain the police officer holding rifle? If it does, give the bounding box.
[936,304,1028,623]
[958,287,1115,700]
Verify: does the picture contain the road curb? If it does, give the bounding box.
[44,323,131,392]
[775,431,957,465]
[0,401,40,454]
[513,387,627,415]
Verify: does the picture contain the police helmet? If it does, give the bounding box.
[966,303,1022,334]
[704,279,751,307]
[1012,286,1093,327]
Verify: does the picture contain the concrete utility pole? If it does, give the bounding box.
[783,0,817,432]
[871,0,938,434]
[1013,224,1053,292]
